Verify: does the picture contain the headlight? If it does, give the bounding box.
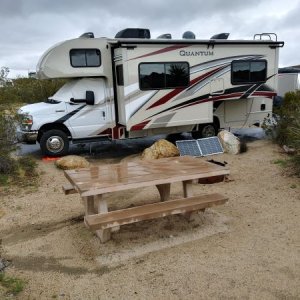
[19,114,33,131]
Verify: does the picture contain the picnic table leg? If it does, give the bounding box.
[94,195,111,243]
[182,180,193,198]
[156,183,171,201]
[84,196,96,215]
[182,180,199,221]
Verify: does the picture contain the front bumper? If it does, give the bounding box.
[16,128,38,143]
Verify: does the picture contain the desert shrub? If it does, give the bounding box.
[273,91,300,176]
[0,110,17,154]
[0,273,25,296]
[0,77,67,105]
[17,156,38,177]
[0,110,38,187]
[0,155,17,174]
[0,67,43,187]
[0,154,38,187]
[275,91,300,146]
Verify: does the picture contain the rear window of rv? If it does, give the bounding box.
[70,49,101,67]
[231,60,267,85]
[139,62,189,90]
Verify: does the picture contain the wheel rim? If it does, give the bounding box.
[202,125,216,137]
[46,136,64,153]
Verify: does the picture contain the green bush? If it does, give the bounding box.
[0,111,38,187]
[275,91,300,176]
[276,91,300,146]
[0,273,25,295]
[0,77,66,105]
[17,156,38,177]
[0,68,41,188]
[0,154,38,187]
[0,155,17,175]
[0,110,17,155]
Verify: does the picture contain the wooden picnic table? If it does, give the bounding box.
[64,156,230,243]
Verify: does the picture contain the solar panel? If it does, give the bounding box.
[176,137,223,157]
[197,137,224,156]
[176,140,201,157]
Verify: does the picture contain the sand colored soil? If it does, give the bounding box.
[0,139,299,299]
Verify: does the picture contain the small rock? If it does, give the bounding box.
[0,258,10,272]
[283,145,296,155]
[55,155,90,170]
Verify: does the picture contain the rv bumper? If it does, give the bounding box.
[17,128,38,143]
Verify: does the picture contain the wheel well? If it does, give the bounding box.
[37,123,71,143]
[193,116,220,132]
[213,116,220,130]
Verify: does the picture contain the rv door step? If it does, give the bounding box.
[72,136,110,144]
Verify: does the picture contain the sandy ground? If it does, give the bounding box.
[0,139,299,299]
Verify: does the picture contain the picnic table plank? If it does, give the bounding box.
[85,193,228,231]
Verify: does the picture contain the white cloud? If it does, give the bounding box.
[0,0,299,77]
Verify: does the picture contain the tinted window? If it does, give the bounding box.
[139,62,189,90]
[232,60,267,85]
[250,61,267,82]
[165,63,189,88]
[70,49,101,67]
[139,64,165,89]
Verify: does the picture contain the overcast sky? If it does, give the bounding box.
[0,0,299,78]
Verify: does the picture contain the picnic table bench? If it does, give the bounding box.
[63,156,230,243]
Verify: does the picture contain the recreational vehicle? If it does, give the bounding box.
[17,29,284,156]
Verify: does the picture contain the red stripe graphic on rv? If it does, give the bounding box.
[147,66,227,110]
[252,91,276,98]
[129,44,189,61]
[131,120,151,131]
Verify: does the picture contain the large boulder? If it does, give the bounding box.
[55,155,90,170]
[217,130,241,154]
[141,139,180,160]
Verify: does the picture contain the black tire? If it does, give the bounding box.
[192,123,217,139]
[40,129,69,157]
[166,133,185,144]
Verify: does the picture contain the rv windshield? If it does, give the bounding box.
[51,78,106,104]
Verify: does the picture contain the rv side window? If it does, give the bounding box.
[116,65,124,86]
[231,60,267,85]
[70,49,101,67]
[139,62,189,90]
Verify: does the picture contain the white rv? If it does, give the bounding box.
[17,29,284,156]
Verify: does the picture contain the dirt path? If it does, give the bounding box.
[0,139,299,299]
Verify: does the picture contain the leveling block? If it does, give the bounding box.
[42,156,60,162]
[176,136,224,157]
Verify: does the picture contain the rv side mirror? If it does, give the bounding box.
[86,91,95,105]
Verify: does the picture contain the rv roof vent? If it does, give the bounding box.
[79,32,94,38]
[182,31,196,39]
[210,33,229,40]
[157,33,172,39]
[115,28,151,39]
